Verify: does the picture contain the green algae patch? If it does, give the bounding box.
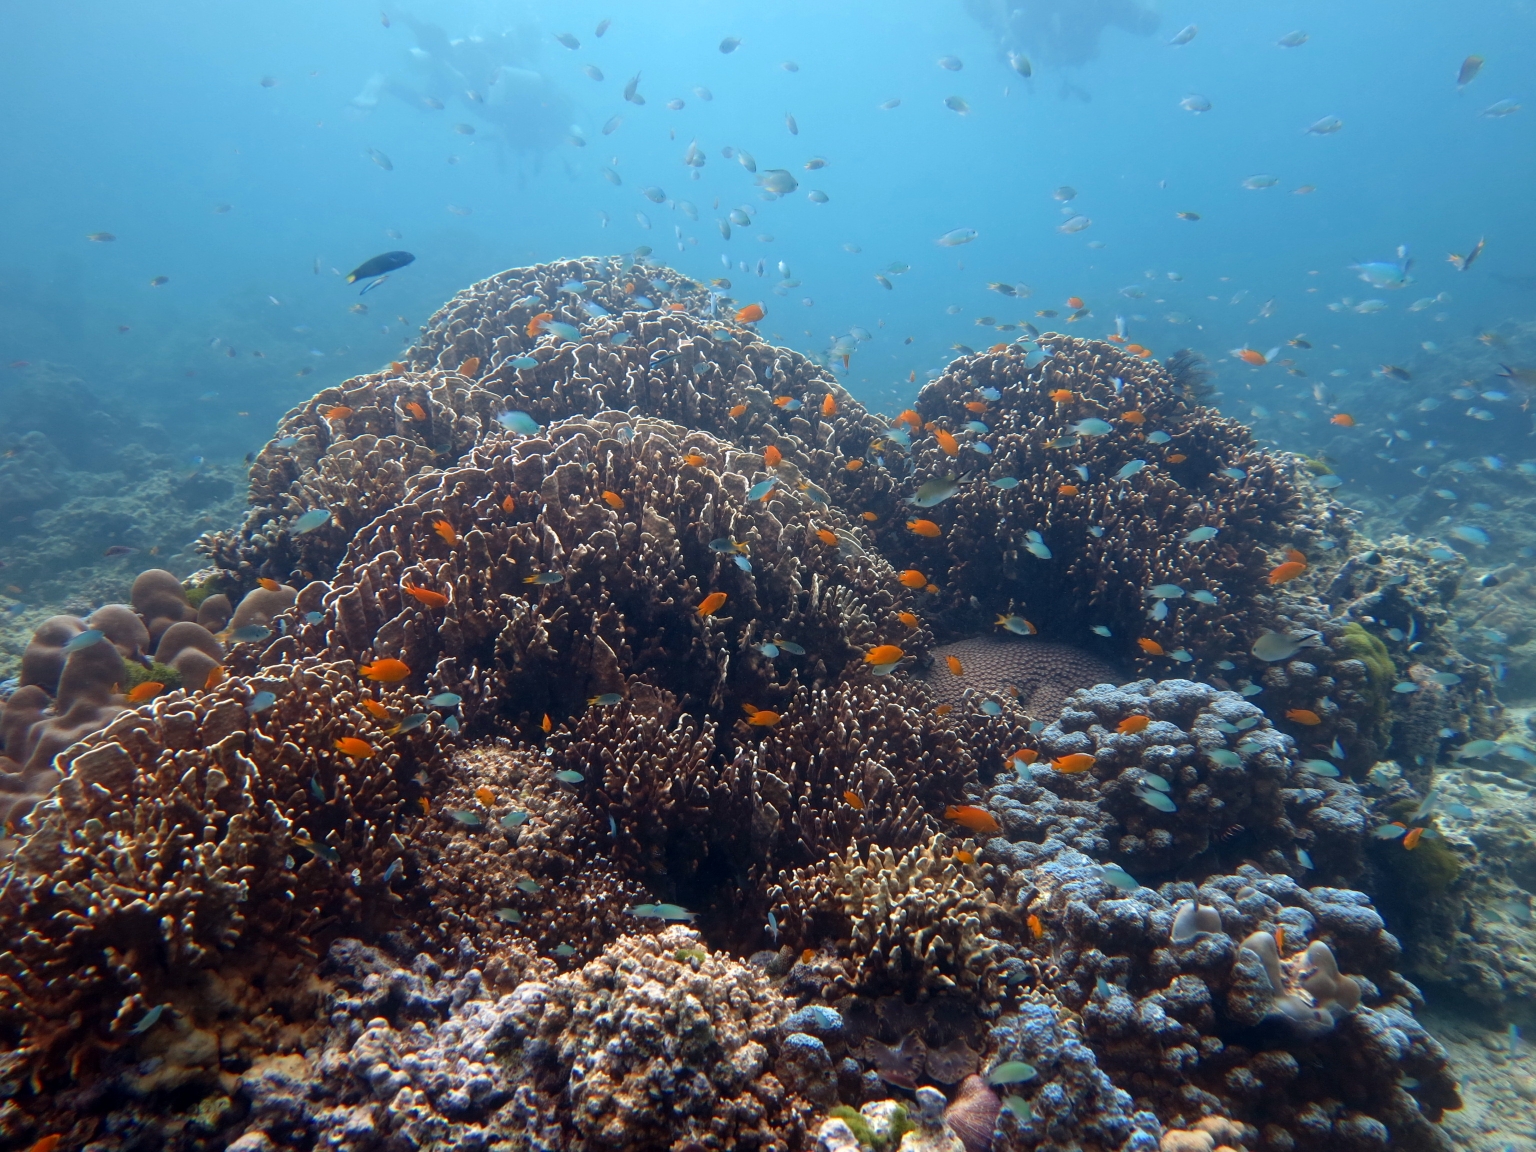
[184,572,224,609]
[1338,623,1394,686]
[124,660,182,691]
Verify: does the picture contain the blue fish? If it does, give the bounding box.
[733,555,752,571]
[305,611,324,624]
[1115,460,1147,481]
[543,321,581,341]
[980,387,1001,400]
[229,625,271,643]
[428,692,462,707]
[294,508,332,534]
[63,629,105,654]
[511,356,539,369]
[1147,431,1171,444]
[1221,467,1247,480]
[248,691,277,714]
[1075,418,1112,436]
[990,477,1019,489]
[748,478,777,500]
[497,411,540,435]
[1184,527,1218,543]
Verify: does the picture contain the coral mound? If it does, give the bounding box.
[0,259,1479,1152]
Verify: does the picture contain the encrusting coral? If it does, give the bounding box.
[0,258,1489,1151]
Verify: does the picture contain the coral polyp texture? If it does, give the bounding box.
[0,259,1485,1152]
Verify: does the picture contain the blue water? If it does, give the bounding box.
[2,0,1533,456]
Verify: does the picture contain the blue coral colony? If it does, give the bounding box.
[0,5,1532,1152]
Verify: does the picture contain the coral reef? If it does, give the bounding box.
[0,259,1491,1152]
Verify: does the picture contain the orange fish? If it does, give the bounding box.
[402,582,449,609]
[898,611,919,628]
[843,789,865,810]
[1137,638,1165,655]
[898,409,923,430]
[924,583,940,595]
[1135,347,1152,358]
[433,519,458,545]
[822,394,838,416]
[697,592,728,617]
[955,848,975,864]
[204,665,227,689]
[735,302,765,323]
[1058,484,1079,496]
[527,312,553,337]
[764,445,783,467]
[1049,389,1073,403]
[861,511,879,521]
[1121,410,1145,425]
[1286,708,1322,726]
[541,713,552,733]
[362,699,391,720]
[601,490,625,509]
[1403,826,1424,850]
[945,804,1002,835]
[802,948,816,963]
[866,644,905,666]
[748,709,782,726]
[964,401,988,414]
[501,494,516,512]
[334,736,375,758]
[25,1139,62,1152]
[1268,560,1306,585]
[1052,753,1096,774]
[773,396,795,408]
[127,680,164,703]
[845,458,864,471]
[459,356,481,377]
[1275,925,1286,953]
[419,796,431,815]
[987,343,1006,353]
[324,405,354,421]
[1286,548,1307,563]
[1117,715,1151,734]
[728,403,749,419]
[668,302,686,312]
[898,569,927,589]
[1235,348,1268,366]
[1107,333,1126,344]
[816,528,838,545]
[1330,413,1355,427]
[934,704,953,716]
[475,785,496,806]
[1066,296,1085,309]
[258,577,281,591]
[1011,749,1039,765]
[907,519,942,538]
[1027,913,1043,938]
[389,361,406,376]
[1167,453,1188,464]
[684,453,706,467]
[934,429,960,456]
[360,658,411,682]
[405,400,427,421]
[945,655,964,676]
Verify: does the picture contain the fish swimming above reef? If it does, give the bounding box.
[346,250,415,287]
[1351,246,1413,289]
